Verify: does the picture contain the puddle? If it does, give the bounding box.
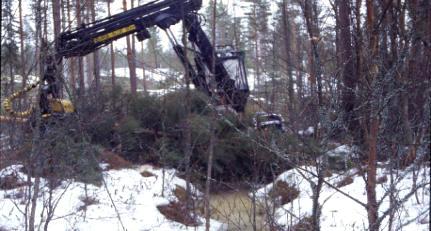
[209,190,272,231]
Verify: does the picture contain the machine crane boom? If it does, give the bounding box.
[1,0,249,120]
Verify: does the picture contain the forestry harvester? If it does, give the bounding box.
[1,0,283,130]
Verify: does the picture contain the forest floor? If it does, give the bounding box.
[0,146,429,231]
[0,164,225,231]
[256,163,430,231]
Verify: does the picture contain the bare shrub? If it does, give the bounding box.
[376,175,387,184]
[0,172,29,190]
[336,176,354,188]
[173,185,188,203]
[269,181,300,205]
[290,216,314,231]
[100,149,132,170]
[78,196,100,211]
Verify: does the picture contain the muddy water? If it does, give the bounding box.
[209,190,270,231]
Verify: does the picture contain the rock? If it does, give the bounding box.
[325,145,354,171]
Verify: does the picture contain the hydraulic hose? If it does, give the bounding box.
[2,81,40,118]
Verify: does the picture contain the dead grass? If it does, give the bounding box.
[174,185,188,203]
[78,195,99,211]
[290,216,314,231]
[100,150,132,170]
[337,175,354,188]
[140,171,156,177]
[377,175,388,184]
[324,169,333,178]
[269,181,300,205]
[0,147,29,169]
[156,184,201,226]
[157,202,199,226]
[0,173,29,190]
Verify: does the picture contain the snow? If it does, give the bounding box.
[2,144,428,231]
[0,165,226,231]
[101,68,181,82]
[326,145,353,157]
[326,145,356,159]
[0,134,10,151]
[298,126,315,136]
[142,88,177,96]
[256,164,430,231]
[1,75,40,85]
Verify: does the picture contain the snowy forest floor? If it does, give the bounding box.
[0,147,429,231]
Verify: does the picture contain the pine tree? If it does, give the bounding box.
[52,0,63,95]
[19,0,27,90]
[107,0,116,87]
[89,0,100,92]
[204,2,235,46]
[244,0,271,93]
[1,0,19,96]
[146,27,163,68]
[123,0,137,94]
[76,0,85,93]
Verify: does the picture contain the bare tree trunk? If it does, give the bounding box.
[52,0,63,97]
[123,0,137,95]
[76,0,85,93]
[180,4,193,214]
[388,145,397,231]
[366,117,379,231]
[19,0,26,90]
[108,0,116,87]
[365,1,379,230]
[29,177,40,231]
[43,0,48,42]
[61,0,66,31]
[29,1,45,225]
[90,0,100,92]
[67,0,76,92]
[302,0,322,135]
[141,41,147,93]
[205,3,217,229]
[249,4,260,95]
[254,30,260,95]
[43,184,55,231]
[131,0,137,91]
[138,0,146,94]
[303,0,323,107]
[311,166,324,231]
[204,127,215,231]
[282,0,295,113]
[354,0,362,92]
[339,0,358,134]
[296,26,304,103]
[85,3,93,88]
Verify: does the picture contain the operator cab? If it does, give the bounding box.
[216,46,249,91]
[216,46,249,112]
[253,112,286,132]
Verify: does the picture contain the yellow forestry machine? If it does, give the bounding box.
[1,0,250,125]
[2,0,285,131]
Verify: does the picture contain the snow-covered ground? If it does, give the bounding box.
[101,67,181,82]
[256,163,430,230]
[2,145,428,231]
[101,67,263,91]
[0,164,225,231]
